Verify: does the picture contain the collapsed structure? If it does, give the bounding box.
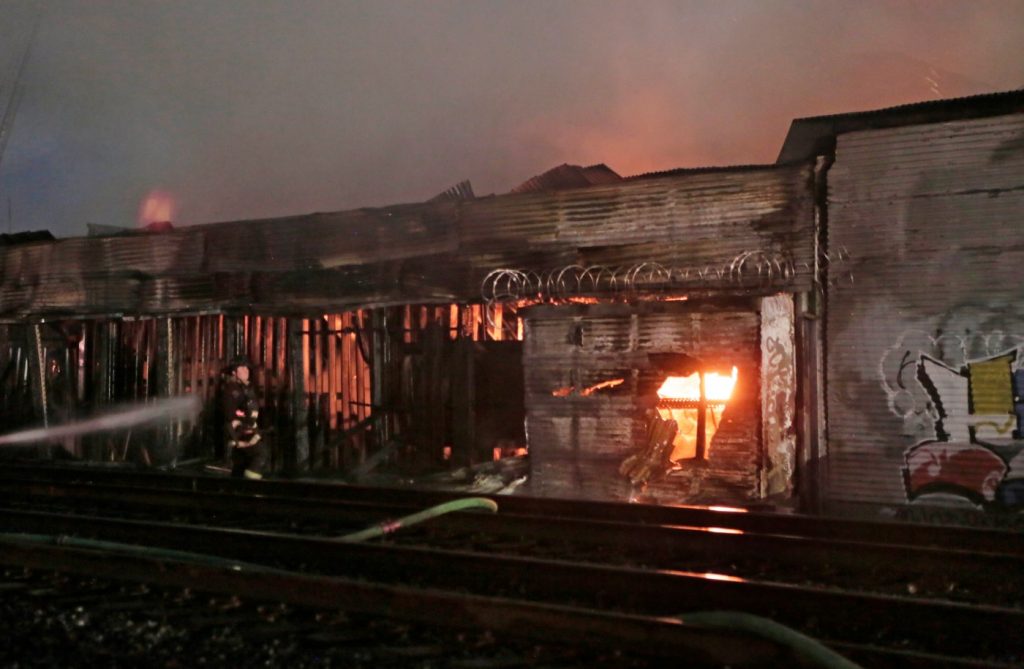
[1,90,1022,523]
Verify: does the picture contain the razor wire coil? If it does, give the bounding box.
[480,249,851,308]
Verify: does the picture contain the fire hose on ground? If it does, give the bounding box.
[335,496,498,542]
[0,497,500,571]
[676,611,863,669]
[0,495,862,668]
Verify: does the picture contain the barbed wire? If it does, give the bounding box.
[482,247,853,307]
[480,247,851,333]
[482,249,853,306]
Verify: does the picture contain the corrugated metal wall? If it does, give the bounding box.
[524,301,760,503]
[0,164,814,319]
[825,112,1024,513]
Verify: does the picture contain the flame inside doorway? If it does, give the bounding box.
[656,367,738,461]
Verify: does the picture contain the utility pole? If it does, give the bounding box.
[0,6,41,203]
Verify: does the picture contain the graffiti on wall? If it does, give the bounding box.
[761,294,795,498]
[881,331,1024,510]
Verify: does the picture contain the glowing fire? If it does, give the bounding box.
[138,189,176,226]
[657,367,738,401]
[656,367,738,461]
[551,377,625,397]
[581,378,624,396]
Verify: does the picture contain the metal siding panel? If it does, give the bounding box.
[0,164,814,318]
[473,165,816,293]
[825,112,1024,511]
[203,204,459,273]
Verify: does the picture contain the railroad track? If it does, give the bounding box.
[5,461,1022,554]
[1,462,1022,668]
[1,565,670,669]
[1,469,1021,607]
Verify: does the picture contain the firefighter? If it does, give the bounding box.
[222,357,263,479]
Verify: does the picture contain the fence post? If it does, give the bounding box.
[287,317,309,472]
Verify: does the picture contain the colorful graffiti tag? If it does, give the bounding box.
[882,332,1024,510]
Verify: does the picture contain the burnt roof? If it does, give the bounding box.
[86,221,175,238]
[776,88,1024,164]
[626,163,785,181]
[430,179,476,202]
[510,163,622,194]
[0,230,54,246]
[0,163,816,320]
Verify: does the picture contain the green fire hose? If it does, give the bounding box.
[0,532,288,574]
[1,498,860,668]
[0,497,499,569]
[678,610,863,669]
[337,496,499,542]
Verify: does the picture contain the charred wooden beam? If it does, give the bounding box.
[287,317,309,472]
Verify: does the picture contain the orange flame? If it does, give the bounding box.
[551,377,625,397]
[657,367,738,401]
[656,367,738,461]
[581,378,624,396]
[138,189,176,226]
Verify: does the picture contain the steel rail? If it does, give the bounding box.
[4,462,1022,554]
[1,477,1022,602]
[0,507,1021,663]
[0,538,794,668]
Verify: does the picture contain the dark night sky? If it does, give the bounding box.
[1,0,1022,237]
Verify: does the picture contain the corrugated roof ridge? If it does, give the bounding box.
[777,88,1024,163]
[788,88,1024,125]
[509,162,623,194]
[626,163,789,181]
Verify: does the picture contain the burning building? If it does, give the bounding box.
[0,90,1022,521]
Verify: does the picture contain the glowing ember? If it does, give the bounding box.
[581,378,624,396]
[138,189,176,226]
[657,367,738,401]
[551,377,625,397]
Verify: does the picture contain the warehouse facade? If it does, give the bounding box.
[2,89,1022,522]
